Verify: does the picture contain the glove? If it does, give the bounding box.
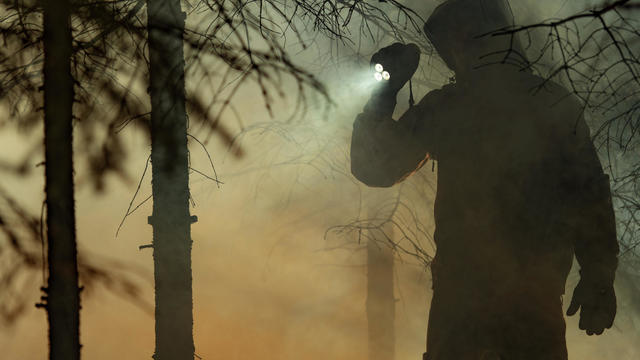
[370,42,420,94]
[566,273,616,335]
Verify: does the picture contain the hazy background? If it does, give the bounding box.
[1,1,639,359]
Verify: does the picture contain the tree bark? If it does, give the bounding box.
[367,224,395,360]
[147,0,194,359]
[43,0,81,359]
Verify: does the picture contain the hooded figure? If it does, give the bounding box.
[350,0,619,359]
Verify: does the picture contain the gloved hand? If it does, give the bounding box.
[566,274,616,335]
[370,42,420,94]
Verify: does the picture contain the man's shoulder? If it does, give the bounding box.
[515,72,590,139]
[515,72,580,107]
[416,83,457,108]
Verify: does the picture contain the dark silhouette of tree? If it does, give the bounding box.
[41,1,81,359]
[0,0,150,356]
[367,220,395,360]
[147,0,194,358]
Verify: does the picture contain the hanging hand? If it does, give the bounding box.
[566,274,616,335]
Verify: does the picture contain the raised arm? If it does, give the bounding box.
[350,43,429,187]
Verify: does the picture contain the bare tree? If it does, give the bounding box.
[146,0,194,358]
[40,0,81,358]
[367,219,395,360]
[0,0,151,354]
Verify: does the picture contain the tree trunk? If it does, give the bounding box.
[43,0,81,359]
[147,0,195,359]
[366,224,395,360]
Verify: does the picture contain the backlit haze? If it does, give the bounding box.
[1,1,639,359]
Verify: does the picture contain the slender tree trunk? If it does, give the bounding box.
[147,1,194,359]
[43,0,81,359]
[366,224,395,360]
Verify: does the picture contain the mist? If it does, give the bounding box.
[1,1,639,359]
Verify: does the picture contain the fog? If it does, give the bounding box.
[1,1,639,359]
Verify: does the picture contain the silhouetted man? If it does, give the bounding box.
[350,0,619,359]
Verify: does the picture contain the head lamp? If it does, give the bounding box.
[373,63,390,82]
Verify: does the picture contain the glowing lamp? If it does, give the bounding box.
[373,63,390,82]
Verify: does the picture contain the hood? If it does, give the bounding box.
[424,0,528,73]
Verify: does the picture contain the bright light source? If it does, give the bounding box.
[373,63,389,82]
